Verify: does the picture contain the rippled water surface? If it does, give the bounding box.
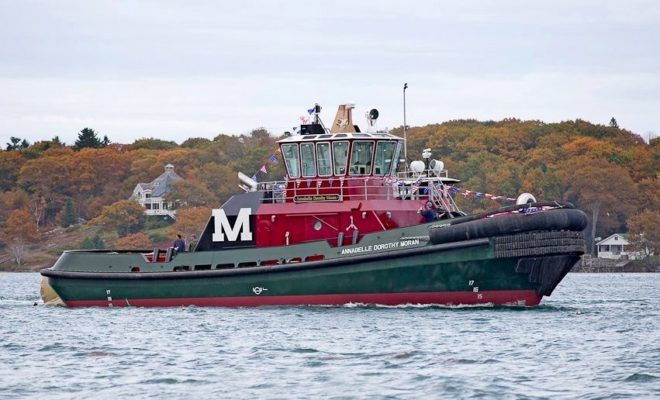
[1,273,659,399]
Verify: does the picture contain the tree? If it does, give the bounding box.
[130,138,178,150]
[5,137,29,151]
[560,158,638,255]
[609,117,619,128]
[115,232,152,250]
[627,210,660,262]
[0,189,30,226]
[181,137,212,149]
[74,128,106,150]
[194,163,240,206]
[0,151,25,191]
[165,179,216,208]
[1,209,39,266]
[167,206,211,242]
[80,234,106,249]
[30,195,47,232]
[60,198,76,227]
[92,200,145,236]
[21,137,65,159]
[18,154,73,226]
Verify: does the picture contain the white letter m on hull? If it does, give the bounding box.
[212,208,253,242]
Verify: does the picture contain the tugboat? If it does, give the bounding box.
[40,103,587,307]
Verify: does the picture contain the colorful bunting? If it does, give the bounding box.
[449,186,516,202]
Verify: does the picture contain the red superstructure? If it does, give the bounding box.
[246,104,462,248]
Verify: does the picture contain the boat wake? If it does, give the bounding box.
[340,302,497,309]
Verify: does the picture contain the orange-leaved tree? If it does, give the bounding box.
[627,210,660,263]
[167,206,211,244]
[1,209,39,266]
[115,232,153,250]
[560,157,638,255]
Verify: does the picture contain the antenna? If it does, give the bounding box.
[403,83,408,163]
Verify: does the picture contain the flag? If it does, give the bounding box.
[268,155,278,163]
[307,106,316,114]
[260,165,267,174]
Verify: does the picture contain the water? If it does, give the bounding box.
[1,273,658,399]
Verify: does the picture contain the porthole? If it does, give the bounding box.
[313,221,322,231]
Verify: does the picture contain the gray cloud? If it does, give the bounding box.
[1,0,659,145]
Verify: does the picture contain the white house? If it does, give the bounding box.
[131,164,183,219]
[596,233,638,260]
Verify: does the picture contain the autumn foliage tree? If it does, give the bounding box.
[167,206,211,243]
[92,200,145,237]
[627,210,660,262]
[115,232,153,250]
[1,209,39,266]
[560,158,638,254]
[166,180,216,208]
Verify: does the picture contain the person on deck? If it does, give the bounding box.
[188,234,198,252]
[173,234,186,253]
[419,201,438,222]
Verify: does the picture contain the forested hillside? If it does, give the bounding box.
[1,120,658,269]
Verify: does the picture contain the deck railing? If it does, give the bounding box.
[253,173,463,214]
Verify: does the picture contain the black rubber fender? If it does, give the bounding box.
[429,208,588,245]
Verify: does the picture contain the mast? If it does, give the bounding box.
[403,83,408,163]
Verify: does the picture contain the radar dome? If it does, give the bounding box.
[410,160,425,174]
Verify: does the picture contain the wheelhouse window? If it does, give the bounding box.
[317,142,332,176]
[281,144,300,178]
[333,141,349,175]
[373,141,397,176]
[349,141,374,176]
[300,143,317,177]
[390,142,403,175]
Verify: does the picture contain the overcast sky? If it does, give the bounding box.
[1,0,659,146]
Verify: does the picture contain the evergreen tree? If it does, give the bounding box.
[74,128,107,150]
[51,136,64,146]
[609,117,619,129]
[60,198,76,227]
[80,234,105,249]
[6,137,29,151]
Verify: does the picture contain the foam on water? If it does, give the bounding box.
[1,272,659,399]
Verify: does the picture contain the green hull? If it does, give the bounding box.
[41,207,587,307]
[43,236,581,307]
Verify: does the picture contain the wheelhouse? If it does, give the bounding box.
[279,132,403,179]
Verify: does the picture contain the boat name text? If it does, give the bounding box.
[340,239,421,255]
[294,194,341,202]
